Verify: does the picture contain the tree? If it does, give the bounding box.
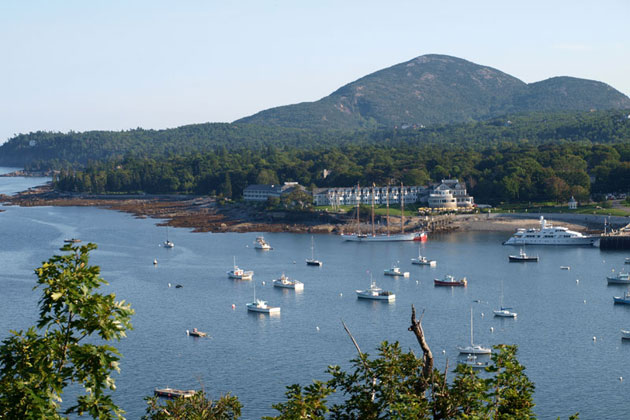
[143,390,241,420]
[266,306,538,419]
[0,243,134,419]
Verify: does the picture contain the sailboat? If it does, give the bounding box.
[163,226,174,248]
[343,183,427,242]
[457,308,492,354]
[306,236,322,266]
[493,279,517,317]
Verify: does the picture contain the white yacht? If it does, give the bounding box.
[356,281,395,301]
[227,257,253,280]
[246,299,280,314]
[503,216,598,246]
[254,236,272,250]
[272,274,304,290]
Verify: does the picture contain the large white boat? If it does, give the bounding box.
[227,257,253,280]
[246,282,280,313]
[607,272,630,285]
[272,274,304,290]
[356,281,395,301]
[503,216,598,246]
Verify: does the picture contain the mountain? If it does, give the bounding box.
[236,54,630,129]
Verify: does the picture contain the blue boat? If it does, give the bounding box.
[613,290,630,304]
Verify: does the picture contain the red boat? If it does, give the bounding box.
[434,275,467,287]
[413,231,428,242]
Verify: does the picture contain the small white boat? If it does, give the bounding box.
[560,266,570,270]
[384,263,409,277]
[625,257,630,265]
[459,354,489,369]
[273,274,304,290]
[154,388,196,399]
[246,299,281,313]
[254,236,272,250]
[163,226,174,248]
[411,255,437,266]
[187,328,208,337]
[607,272,630,284]
[247,282,280,313]
[227,257,253,280]
[493,279,517,318]
[356,280,395,301]
[621,329,630,339]
[458,308,492,355]
[508,248,538,262]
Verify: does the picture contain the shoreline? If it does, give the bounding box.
[0,183,614,235]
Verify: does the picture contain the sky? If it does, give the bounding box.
[1,0,629,142]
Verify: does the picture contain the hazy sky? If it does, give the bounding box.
[1,0,629,142]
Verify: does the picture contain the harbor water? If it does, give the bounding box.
[1,173,629,419]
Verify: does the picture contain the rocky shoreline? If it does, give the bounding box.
[1,184,606,235]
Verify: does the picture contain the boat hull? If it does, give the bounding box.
[412,259,436,266]
[622,330,630,339]
[457,346,492,355]
[306,259,322,266]
[343,232,427,242]
[493,310,517,317]
[246,305,281,313]
[434,280,466,287]
[356,293,395,301]
[613,297,630,304]
[508,256,538,262]
[503,237,598,246]
[607,277,630,285]
[273,281,304,290]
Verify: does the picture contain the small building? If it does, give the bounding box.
[568,196,578,210]
[243,182,304,201]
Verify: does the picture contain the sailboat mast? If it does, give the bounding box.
[470,307,474,346]
[371,183,375,237]
[400,182,405,234]
[356,183,361,235]
[386,183,390,236]
[311,237,315,259]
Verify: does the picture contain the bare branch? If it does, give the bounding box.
[408,304,434,382]
[341,319,376,402]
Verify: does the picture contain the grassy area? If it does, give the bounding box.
[492,203,630,217]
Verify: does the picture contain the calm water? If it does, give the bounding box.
[1,174,630,419]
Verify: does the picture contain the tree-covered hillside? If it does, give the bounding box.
[237,54,630,130]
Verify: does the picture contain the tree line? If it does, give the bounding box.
[53,141,630,205]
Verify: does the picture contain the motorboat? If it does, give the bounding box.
[272,274,304,290]
[625,257,630,265]
[508,248,538,262]
[356,281,395,301]
[607,272,630,285]
[154,388,196,399]
[613,290,630,304]
[621,330,630,340]
[411,254,437,266]
[187,328,208,337]
[503,216,598,246]
[306,236,322,266]
[63,238,81,243]
[560,266,571,270]
[254,236,272,250]
[459,354,489,369]
[246,299,281,313]
[434,274,467,287]
[384,264,410,277]
[227,257,253,280]
[458,308,492,355]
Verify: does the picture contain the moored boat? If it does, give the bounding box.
[459,354,489,369]
[273,274,304,290]
[411,254,437,266]
[458,308,491,354]
[508,248,538,262]
[306,236,322,266]
[154,388,196,399]
[63,238,81,243]
[187,328,208,337]
[247,299,281,314]
[613,290,630,304]
[356,281,395,301]
[503,216,598,246]
[254,236,272,250]
[227,257,253,280]
[434,274,467,287]
[622,330,630,339]
[384,264,410,277]
[607,272,630,285]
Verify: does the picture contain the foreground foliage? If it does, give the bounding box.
[0,244,133,419]
[143,391,241,420]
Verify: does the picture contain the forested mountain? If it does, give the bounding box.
[1,110,630,169]
[237,54,630,129]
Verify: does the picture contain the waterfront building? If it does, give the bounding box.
[428,179,474,209]
[313,185,429,207]
[243,182,304,202]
